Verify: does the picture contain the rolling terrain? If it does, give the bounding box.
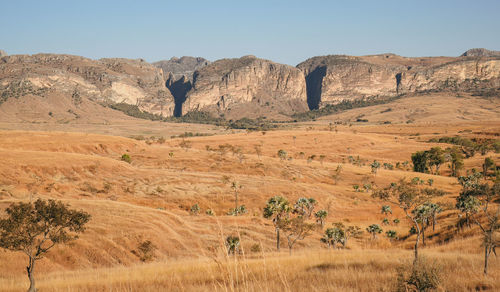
[0,93,499,290]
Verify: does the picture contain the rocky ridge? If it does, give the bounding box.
[1,48,499,121]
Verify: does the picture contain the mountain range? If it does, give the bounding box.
[0,48,499,122]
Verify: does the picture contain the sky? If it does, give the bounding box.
[1,0,500,65]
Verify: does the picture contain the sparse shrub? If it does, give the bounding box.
[226,236,240,255]
[135,240,156,262]
[206,209,215,216]
[395,257,441,292]
[393,218,400,225]
[386,230,398,241]
[277,149,288,161]
[382,218,390,225]
[427,179,434,186]
[250,243,262,253]
[190,204,200,215]
[121,153,131,163]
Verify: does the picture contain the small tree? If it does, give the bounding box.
[373,179,444,263]
[263,196,291,251]
[331,165,343,185]
[382,218,390,225]
[412,151,429,173]
[447,147,464,177]
[0,199,91,292]
[277,149,288,161]
[190,203,200,215]
[386,230,398,242]
[428,147,445,175]
[285,216,315,254]
[254,144,262,159]
[226,236,240,255]
[393,218,400,225]
[456,181,499,275]
[314,210,328,227]
[231,181,243,216]
[179,139,192,151]
[482,157,495,179]
[321,227,345,249]
[381,205,392,215]
[371,160,381,175]
[366,224,383,239]
[293,197,317,218]
[343,224,363,247]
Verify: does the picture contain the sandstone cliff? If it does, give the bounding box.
[0,54,175,118]
[180,55,308,118]
[298,53,500,109]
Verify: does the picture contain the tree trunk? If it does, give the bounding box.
[235,191,238,216]
[276,227,280,251]
[414,231,420,264]
[27,257,36,292]
[422,227,426,246]
[484,245,489,275]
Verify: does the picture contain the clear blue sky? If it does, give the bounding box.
[1,0,499,65]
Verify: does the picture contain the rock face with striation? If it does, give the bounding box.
[298,52,500,109]
[0,54,175,117]
[180,55,308,118]
[153,56,210,81]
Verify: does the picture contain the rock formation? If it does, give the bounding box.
[0,54,175,117]
[153,56,209,81]
[298,53,500,109]
[180,55,308,118]
[1,49,499,121]
[0,50,7,57]
[461,48,500,57]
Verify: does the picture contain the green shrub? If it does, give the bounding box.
[121,153,131,163]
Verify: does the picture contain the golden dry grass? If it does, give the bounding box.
[0,96,499,291]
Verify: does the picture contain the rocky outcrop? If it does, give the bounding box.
[153,56,209,81]
[461,48,500,57]
[298,52,500,109]
[0,54,175,116]
[180,55,308,117]
[0,50,7,57]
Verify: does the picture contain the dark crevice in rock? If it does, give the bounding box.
[304,66,327,110]
[395,73,402,94]
[166,74,191,117]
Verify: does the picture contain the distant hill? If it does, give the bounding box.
[461,48,500,57]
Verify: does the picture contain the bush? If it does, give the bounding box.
[121,153,131,163]
[135,240,156,262]
[395,257,441,292]
[250,243,262,253]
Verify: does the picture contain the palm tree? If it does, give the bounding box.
[263,196,291,251]
[381,205,392,215]
[386,230,398,242]
[293,197,317,218]
[314,210,328,227]
[366,224,383,240]
[226,236,240,255]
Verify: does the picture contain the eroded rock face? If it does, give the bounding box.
[153,56,210,81]
[181,56,308,117]
[0,50,7,57]
[0,54,175,116]
[298,53,500,109]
